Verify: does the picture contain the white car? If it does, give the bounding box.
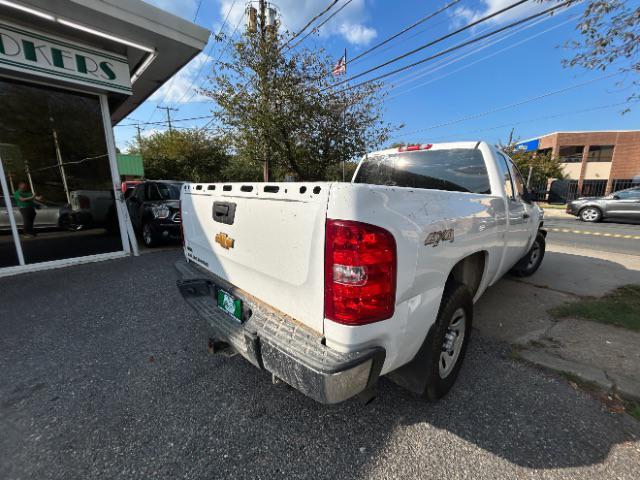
[176,142,545,404]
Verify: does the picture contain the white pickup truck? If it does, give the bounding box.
[176,142,545,404]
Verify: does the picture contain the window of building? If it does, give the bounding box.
[587,145,614,162]
[536,148,552,157]
[0,77,123,268]
[558,146,584,163]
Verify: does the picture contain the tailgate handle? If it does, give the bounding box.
[212,201,236,225]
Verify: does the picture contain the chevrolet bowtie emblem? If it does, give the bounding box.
[215,232,235,249]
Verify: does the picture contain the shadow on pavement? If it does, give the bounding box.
[0,251,638,479]
[519,249,640,297]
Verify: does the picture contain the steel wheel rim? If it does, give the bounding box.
[527,241,541,269]
[143,224,152,245]
[439,307,466,379]
[582,208,598,221]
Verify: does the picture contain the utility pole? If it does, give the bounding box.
[158,106,178,133]
[51,125,71,204]
[258,0,270,182]
[135,125,143,149]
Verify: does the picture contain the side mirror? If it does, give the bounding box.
[521,189,536,203]
[612,194,620,200]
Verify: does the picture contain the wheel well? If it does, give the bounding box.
[579,205,601,213]
[447,251,486,299]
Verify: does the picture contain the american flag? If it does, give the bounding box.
[332,53,346,76]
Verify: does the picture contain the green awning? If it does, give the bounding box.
[116,153,144,177]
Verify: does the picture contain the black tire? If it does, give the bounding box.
[421,281,473,402]
[510,231,546,277]
[579,206,602,222]
[142,222,159,247]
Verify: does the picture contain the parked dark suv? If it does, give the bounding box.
[566,187,640,222]
[126,180,182,247]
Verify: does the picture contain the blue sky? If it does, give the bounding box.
[115,0,640,151]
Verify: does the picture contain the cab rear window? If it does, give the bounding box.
[354,149,491,194]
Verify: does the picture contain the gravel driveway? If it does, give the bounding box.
[1,250,638,479]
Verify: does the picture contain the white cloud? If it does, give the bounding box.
[339,22,377,46]
[149,52,212,104]
[450,0,549,27]
[217,0,377,47]
[141,128,161,138]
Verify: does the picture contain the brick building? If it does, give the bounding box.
[516,130,640,199]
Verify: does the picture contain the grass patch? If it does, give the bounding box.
[540,203,567,210]
[630,404,640,421]
[549,285,640,332]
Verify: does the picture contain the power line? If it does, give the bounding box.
[157,106,179,132]
[281,0,341,50]
[286,0,356,52]
[168,0,241,108]
[181,2,245,104]
[193,0,205,22]
[328,0,573,94]
[398,71,622,137]
[349,0,462,65]
[385,11,579,101]
[115,115,212,127]
[419,101,635,142]
[327,0,530,90]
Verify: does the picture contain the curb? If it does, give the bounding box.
[518,349,640,403]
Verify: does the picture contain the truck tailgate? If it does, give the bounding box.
[181,183,331,334]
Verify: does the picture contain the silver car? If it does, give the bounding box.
[566,187,640,222]
[0,197,64,231]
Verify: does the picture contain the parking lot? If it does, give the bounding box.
[1,250,639,480]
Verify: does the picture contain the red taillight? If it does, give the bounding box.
[324,219,397,325]
[78,195,90,209]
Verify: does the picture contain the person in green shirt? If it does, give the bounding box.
[14,182,37,237]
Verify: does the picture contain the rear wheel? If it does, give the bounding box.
[421,282,473,401]
[142,222,159,248]
[579,206,602,222]
[510,231,546,277]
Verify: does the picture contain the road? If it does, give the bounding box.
[1,250,638,480]
[543,217,640,256]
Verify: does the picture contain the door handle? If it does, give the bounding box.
[212,201,236,225]
[523,212,530,219]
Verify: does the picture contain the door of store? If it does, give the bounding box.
[0,77,126,273]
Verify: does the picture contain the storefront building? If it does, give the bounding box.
[516,130,640,200]
[0,0,209,276]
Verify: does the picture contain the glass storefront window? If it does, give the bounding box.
[0,77,123,267]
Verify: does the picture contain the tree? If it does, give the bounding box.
[128,129,230,182]
[499,133,565,188]
[554,0,639,107]
[511,150,566,188]
[202,11,391,182]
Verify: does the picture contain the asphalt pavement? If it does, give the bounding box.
[543,217,640,256]
[1,250,639,480]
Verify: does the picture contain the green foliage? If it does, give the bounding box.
[129,129,230,183]
[498,132,566,186]
[555,0,639,107]
[511,150,566,186]
[203,23,391,181]
[549,285,640,332]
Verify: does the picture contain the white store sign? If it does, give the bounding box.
[0,20,132,95]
